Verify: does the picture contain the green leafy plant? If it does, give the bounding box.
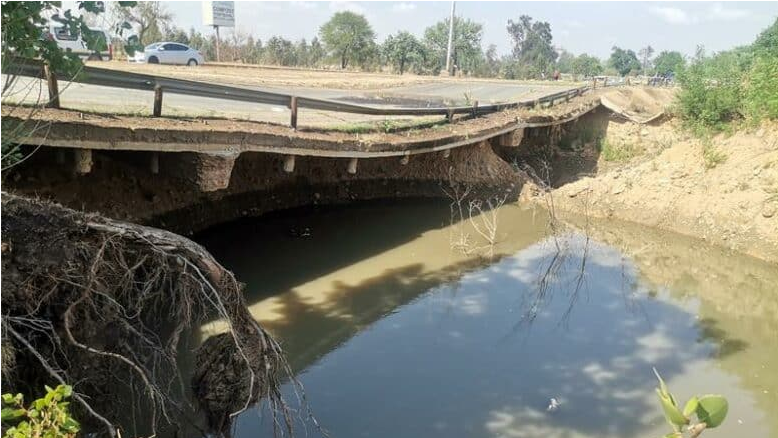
[1,385,80,438]
[654,368,728,437]
[599,138,643,162]
[702,143,728,169]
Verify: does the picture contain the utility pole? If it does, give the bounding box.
[445,0,455,76]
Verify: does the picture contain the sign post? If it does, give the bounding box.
[202,1,235,62]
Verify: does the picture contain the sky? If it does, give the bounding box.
[159,1,778,59]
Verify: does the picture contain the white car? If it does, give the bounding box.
[133,42,204,66]
[46,24,112,60]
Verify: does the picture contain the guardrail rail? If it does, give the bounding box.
[6,58,613,130]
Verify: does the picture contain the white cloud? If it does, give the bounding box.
[329,1,365,15]
[649,6,692,25]
[707,3,751,21]
[392,2,417,13]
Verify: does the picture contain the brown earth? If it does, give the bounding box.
[521,90,778,263]
[599,86,675,123]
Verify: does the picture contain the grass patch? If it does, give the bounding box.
[330,116,445,134]
[599,138,643,162]
[702,143,728,169]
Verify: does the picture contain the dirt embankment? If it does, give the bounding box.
[522,88,778,263]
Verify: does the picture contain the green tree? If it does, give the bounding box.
[482,44,501,77]
[556,49,575,74]
[308,37,326,67]
[653,50,685,76]
[752,17,778,57]
[164,26,190,45]
[264,36,296,66]
[423,16,483,75]
[608,46,641,76]
[506,15,558,79]
[382,31,425,74]
[571,53,603,79]
[319,11,375,69]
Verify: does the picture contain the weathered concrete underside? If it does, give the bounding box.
[7,140,521,235]
[3,98,604,233]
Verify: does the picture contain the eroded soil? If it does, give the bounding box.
[525,107,778,263]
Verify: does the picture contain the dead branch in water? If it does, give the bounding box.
[440,167,507,258]
[0,193,305,438]
[513,158,593,328]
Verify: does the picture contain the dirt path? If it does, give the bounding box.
[525,94,778,263]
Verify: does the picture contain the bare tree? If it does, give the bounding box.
[112,1,173,46]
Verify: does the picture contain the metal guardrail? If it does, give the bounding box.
[7,59,606,128]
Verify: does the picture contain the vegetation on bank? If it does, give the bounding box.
[675,19,778,134]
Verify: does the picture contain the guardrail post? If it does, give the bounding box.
[153,85,163,117]
[603,78,608,87]
[446,108,454,124]
[43,64,60,109]
[290,96,298,130]
[592,78,597,90]
[472,100,479,117]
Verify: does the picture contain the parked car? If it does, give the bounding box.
[131,42,204,66]
[45,24,112,60]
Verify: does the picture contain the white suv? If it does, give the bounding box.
[46,24,112,60]
[135,42,204,66]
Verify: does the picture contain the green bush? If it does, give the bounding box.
[675,51,746,131]
[675,18,778,133]
[1,385,80,438]
[744,56,778,122]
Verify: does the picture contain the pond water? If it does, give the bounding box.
[196,199,778,438]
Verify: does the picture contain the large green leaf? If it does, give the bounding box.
[657,389,688,428]
[696,395,728,428]
[683,396,699,418]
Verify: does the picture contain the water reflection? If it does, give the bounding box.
[195,200,778,438]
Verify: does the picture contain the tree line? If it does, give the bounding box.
[116,3,690,80]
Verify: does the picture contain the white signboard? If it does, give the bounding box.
[202,1,235,27]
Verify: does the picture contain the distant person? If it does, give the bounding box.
[553,70,560,81]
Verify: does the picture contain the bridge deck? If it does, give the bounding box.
[3,92,603,158]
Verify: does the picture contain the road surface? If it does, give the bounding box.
[3,73,576,128]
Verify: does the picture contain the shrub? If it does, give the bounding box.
[599,139,642,162]
[1,385,80,438]
[675,51,746,131]
[744,56,778,122]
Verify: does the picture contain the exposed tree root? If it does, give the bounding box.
[1,193,295,437]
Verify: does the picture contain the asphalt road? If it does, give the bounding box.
[3,74,575,128]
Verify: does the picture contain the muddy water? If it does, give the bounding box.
[196,199,778,438]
